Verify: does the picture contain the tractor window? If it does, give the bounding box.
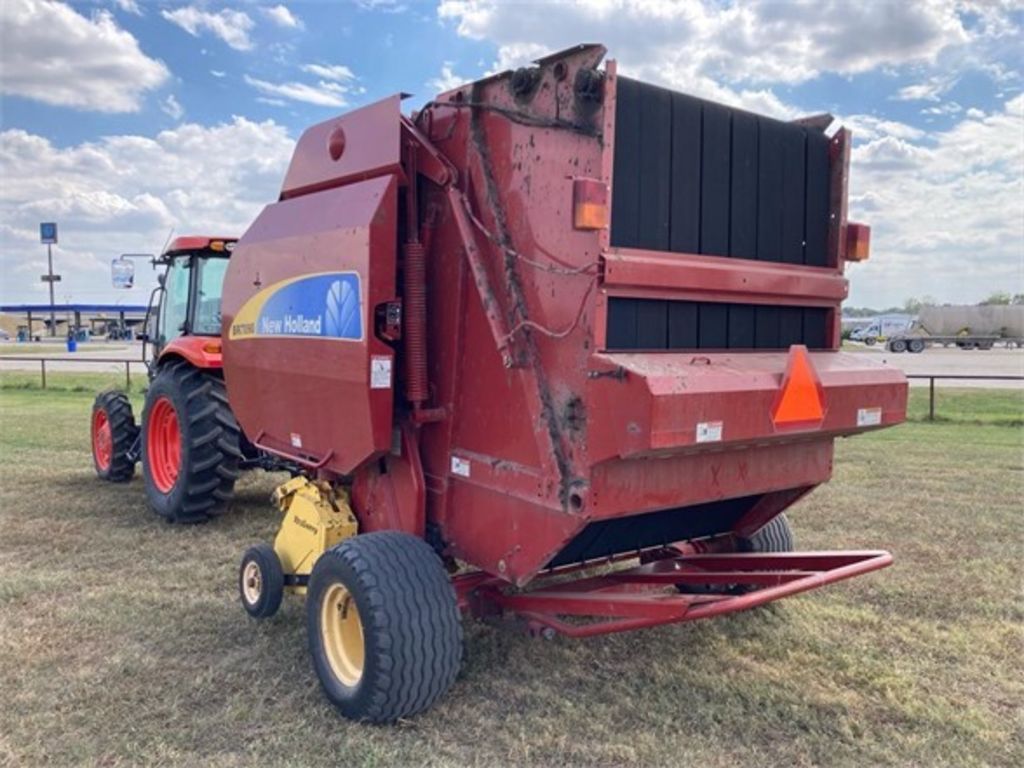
[192,256,229,335]
[158,256,190,346]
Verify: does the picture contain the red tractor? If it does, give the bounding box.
[90,237,251,523]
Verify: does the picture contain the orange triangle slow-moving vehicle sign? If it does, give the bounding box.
[772,345,826,430]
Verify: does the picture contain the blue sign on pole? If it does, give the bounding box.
[40,222,58,244]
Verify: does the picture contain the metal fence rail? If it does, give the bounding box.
[905,374,1024,421]
[0,356,143,390]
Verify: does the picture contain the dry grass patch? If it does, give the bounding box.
[0,379,1021,766]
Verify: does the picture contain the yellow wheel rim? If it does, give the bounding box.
[320,583,365,687]
[242,561,262,605]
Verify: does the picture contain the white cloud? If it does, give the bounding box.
[427,62,466,94]
[301,63,355,82]
[847,94,1024,306]
[161,6,255,51]
[160,94,185,120]
[842,115,926,142]
[244,75,349,107]
[112,0,142,15]
[894,75,957,102]
[263,4,302,29]
[356,0,408,12]
[210,69,226,78]
[921,101,963,116]
[0,118,295,302]
[438,1,971,89]
[0,0,169,113]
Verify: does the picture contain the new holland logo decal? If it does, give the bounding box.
[229,272,363,341]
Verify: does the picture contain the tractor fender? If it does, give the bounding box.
[158,336,223,369]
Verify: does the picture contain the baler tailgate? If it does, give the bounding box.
[463,550,892,638]
[588,346,907,461]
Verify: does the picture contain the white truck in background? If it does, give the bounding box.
[851,315,914,346]
[885,305,1024,353]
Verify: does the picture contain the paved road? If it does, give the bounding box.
[847,344,1024,388]
[0,341,147,374]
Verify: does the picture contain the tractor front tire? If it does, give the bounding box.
[142,360,241,524]
[307,531,463,723]
[91,390,138,482]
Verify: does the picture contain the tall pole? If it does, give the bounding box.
[47,242,56,336]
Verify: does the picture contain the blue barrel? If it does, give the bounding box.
[66,337,77,353]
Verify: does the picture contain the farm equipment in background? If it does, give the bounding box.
[90,237,266,523]
[885,304,1024,352]
[222,44,907,722]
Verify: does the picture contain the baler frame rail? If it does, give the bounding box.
[458,550,892,638]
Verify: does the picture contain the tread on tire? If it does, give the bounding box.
[306,531,463,723]
[141,359,241,523]
[91,390,139,482]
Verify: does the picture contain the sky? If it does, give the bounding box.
[1,0,1022,309]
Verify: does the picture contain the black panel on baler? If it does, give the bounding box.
[548,494,761,568]
[730,111,758,260]
[612,77,832,267]
[607,297,830,351]
[669,93,701,253]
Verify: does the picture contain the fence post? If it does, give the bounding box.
[40,359,46,390]
[928,377,935,421]
[125,361,130,391]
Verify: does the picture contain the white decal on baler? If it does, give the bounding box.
[370,356,392,389]
[696,421,723,443]
[451,456,471,478]
[857,407,882,427]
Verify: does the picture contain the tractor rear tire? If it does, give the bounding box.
[240,543,285,619]
[91,390,138,482]
[142,360,242,524]
[740,513,795,554]
[306,531,463,723]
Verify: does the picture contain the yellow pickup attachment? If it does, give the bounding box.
[271,477,358,593]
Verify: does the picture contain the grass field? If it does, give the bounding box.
[0,374,1021,767]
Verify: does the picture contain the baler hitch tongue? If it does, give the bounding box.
[459,550,893,639]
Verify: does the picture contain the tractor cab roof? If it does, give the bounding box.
[162,236,238,258]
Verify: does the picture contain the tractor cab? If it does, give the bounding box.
[149,236,236,364]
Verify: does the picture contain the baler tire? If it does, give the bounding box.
[306,531,463,723]
[740,513,795,554]
[239,543,285,619]
[91,390,138,482]
[697,514,794,596]
[141,360,242,524]
[675,515,794,595]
